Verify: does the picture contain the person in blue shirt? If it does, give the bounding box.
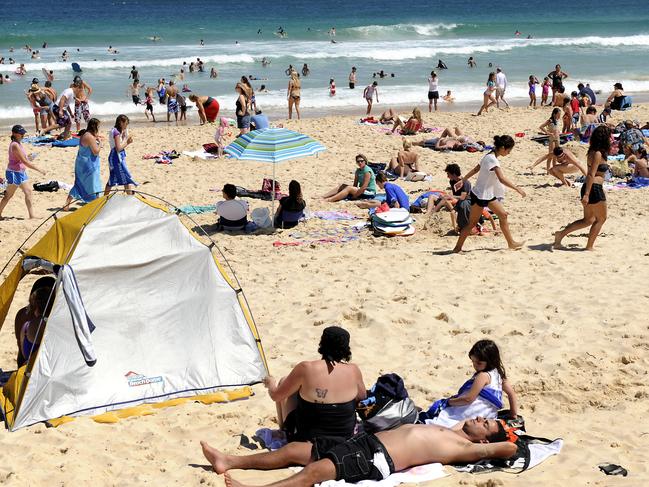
[250,108,269,130]
[356,172,410,210]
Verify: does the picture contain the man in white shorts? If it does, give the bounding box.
[495,68,509,109]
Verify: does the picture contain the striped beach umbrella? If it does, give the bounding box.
[224,127,326,163]
[224,128,326,213]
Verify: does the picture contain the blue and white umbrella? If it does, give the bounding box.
[225,128,326,212]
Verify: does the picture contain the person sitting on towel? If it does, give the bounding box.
[419,339,518,427]
[199,417,517,483]
[387,139,421,178]
[274,179,306,229]
[14,276,56,367]
[18,283,55,365]
[215,183,249,230]
[356,172,409,210]
[260,326,366,443]
[321,154,376,202]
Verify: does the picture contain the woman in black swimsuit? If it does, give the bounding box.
[263,326,366,442]
[553,125,610,250]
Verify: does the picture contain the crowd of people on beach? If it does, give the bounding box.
[2,53,647,255]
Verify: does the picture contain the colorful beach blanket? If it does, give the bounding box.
[311,210,363,221]
[605,177,649,191]
[273,224,366,246]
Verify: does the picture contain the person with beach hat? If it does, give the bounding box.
[0,125,46,220]
[260,326,366,443]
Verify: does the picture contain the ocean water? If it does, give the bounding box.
[1,0,649,121]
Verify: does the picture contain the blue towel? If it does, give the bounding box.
[52,138,80,148]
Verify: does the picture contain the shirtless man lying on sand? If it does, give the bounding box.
[201,417,517,487]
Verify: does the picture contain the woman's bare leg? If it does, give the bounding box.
[0,185,18,219]
[453,203,484,252]
[585,202,607,250]
[553,205,595,249]
[488,200,524,249]
[21,183,37,219]
[321,184,349,199]
[62,193,74,211]
[326,186,358,202]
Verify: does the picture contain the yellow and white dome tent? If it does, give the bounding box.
[0,192,268,430]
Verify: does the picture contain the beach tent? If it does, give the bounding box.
[0,192,267,431]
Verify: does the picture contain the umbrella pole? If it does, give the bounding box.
[271,164,276,222]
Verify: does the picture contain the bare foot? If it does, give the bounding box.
[200,441,231,474]
[552,232,566,250]
[224,472,248,487]
[451,246,463,254]
[508,240,525,250]
[29,215,41,220]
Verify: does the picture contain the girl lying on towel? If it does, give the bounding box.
[419,339,518,427]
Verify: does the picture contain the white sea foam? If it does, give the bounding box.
[2,33,648,75]
[345,23,460,38]
[2,77,649,120]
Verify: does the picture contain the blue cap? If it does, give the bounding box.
[11,124,27,135]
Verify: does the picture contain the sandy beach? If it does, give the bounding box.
[1,105,648,486]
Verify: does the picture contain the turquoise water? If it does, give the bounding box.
[2,0,649,120]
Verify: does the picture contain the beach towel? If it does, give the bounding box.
[58,265,97,367]
[454,435,563,474]
[311,463,448,487]
[182,150,218,160]
[312,210,362,221]
[176,204,217,214]
[273,224,366,246]
[23,136,56,145]
[52,138,80,148]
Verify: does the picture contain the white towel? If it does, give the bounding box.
[291,463,448,487]
[181,150,218,160]
[60,265,97,366]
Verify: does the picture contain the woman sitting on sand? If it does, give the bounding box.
[274,180,306,229]
[605,83,625,110]
[14,276,55,367]
[391,107,423,135]
[188,94,220,124]
[321,154,377,202]
[263,326,366,442]
[387,139,420,178]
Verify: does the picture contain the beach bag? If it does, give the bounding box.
[203,143,219,154]
[33,181,59,192]
[367,162,386,174]
[620,96,632,110]
[357,373,417,433]
[251,207,272,228]
[261,178,281,194]
[363,397,417,433]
